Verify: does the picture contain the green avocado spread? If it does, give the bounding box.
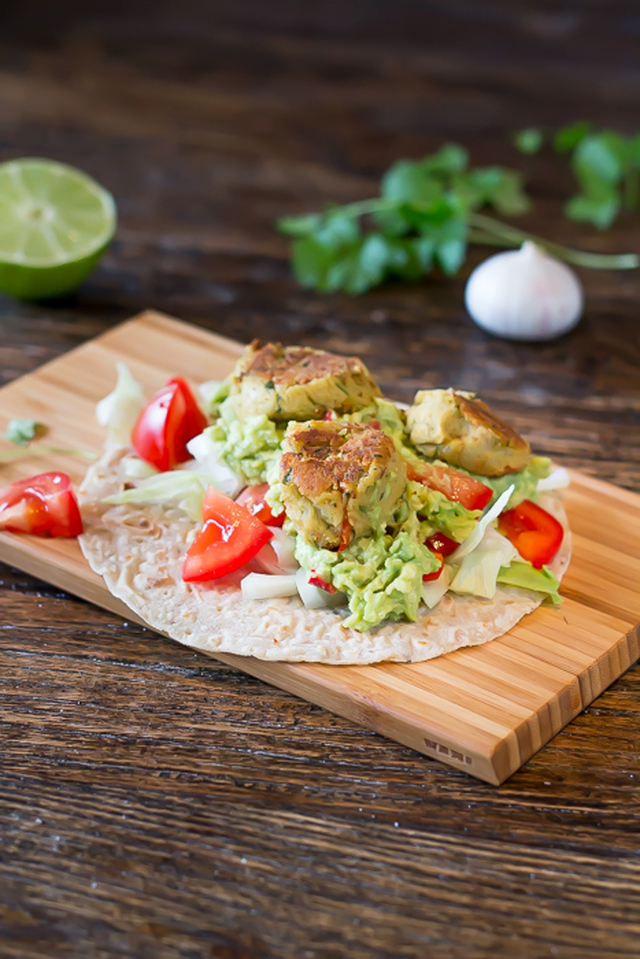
[210,381,561,631]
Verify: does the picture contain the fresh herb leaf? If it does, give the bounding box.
[553,121,591,154]
[551,126,640,229]
[277,139,638,294]
[514,128,543,155]
[6,418,44,447]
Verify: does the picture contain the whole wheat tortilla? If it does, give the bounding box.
[78,447,572,665]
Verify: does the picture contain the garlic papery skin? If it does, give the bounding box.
[464,241,584,341]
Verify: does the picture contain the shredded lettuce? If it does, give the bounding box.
[96,363,145,447]
[452,484,514,561]
[449,527,518,599]
[103,469,213,522]
[422,563,455,609]
[497,563,562,604]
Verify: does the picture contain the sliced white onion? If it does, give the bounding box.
[254,529,299,576]
[537,467,570,492]
[451,483,515,562]
[241,572,298,601]
[270,528,298,569]
[295,567,345,609]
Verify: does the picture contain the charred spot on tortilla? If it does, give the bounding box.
[279,419,407,550]
[407,388,531,477]
[229,341,381,422]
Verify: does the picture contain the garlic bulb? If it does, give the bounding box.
[464,241,584,341]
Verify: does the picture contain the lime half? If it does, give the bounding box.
[0,157,116,300]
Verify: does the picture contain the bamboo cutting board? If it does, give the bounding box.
[0,310,638,784]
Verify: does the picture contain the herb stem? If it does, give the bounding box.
[469,213,639,270]
[331,198,394,219]
[0,445,97,464]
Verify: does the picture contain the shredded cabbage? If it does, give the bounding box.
[96,363,145,447]
[104,469,214,522]
[422,564,455,609]
[451,484,514,561]
[449,527,519,599]
[497,563,562,604]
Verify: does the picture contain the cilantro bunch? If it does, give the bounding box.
[278,142,637,295]
[515,123,640,229]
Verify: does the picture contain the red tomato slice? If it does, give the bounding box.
[0,472,83,537]
[498,499,563,568]
[235,484,284,527]
[425,531,459,557]
[132,376,207,472]
[182,486,273,582]
[407,461,492,511]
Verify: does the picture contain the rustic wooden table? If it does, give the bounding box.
[1,3,638,957]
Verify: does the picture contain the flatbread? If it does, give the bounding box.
[78,447,572,665]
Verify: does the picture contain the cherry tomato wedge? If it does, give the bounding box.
[182,486,273,582]
[498,499,563,568]
[235,484,284,527]
[407,461,492,511]
[0,472,83,537]
[132,376,207,472]
[426,531,459,557]
[423,530,460,582]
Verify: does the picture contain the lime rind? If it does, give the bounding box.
[0,157,116,297]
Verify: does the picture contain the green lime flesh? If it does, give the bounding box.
[0,157,117,300]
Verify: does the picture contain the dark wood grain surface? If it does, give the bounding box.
[0,3,639,957]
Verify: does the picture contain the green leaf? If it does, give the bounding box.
[345,235,390,294]
[381,161,444,210]
[6,418,43,447]
[565,192,620,230]
[315,211,361,248]
[432,218,468,275]
[291,237,339,289]
[276,213,323,237]
[628,134,640,168]
[454,168,504,209]
[422,143,468,175]
[412,235,436,272]
[553,121,591,154]
[573,133,626,187]
[513,128,543,154]
[489,170,531,216]
[372,206,411,236]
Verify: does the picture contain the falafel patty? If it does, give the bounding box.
[279,420,407,550]
[407,388,531,477]
[229,341,381,422]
